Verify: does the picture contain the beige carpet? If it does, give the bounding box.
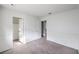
[2,37,78,54]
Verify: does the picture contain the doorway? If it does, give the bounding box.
[13,17,19,41]
[13,17,25,44]
[41,20,47,37]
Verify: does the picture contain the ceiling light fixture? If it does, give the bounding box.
[48,9,52,15]
[10,4,15,6]
[48,12,52,15]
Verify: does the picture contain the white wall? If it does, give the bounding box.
[0,7,13,52]
[44,9,79,50]
[24,16,41,42]
[0,7,41,52]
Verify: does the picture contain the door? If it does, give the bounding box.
[19,18,25,43]
[41,21,47,37]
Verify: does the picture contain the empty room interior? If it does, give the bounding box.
[0,4,79,54]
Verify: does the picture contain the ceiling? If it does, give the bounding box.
[1,4,78,17]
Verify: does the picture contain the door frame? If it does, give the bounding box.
[12,16,25,43]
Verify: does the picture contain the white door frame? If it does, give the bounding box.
[12,16,25,43]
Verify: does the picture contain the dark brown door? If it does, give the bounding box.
[41,21,47,37]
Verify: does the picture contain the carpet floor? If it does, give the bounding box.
[3,37,78,54]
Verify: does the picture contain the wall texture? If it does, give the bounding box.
[0,7,41,52]
[24,16,41,42]
[45,9,79,50]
